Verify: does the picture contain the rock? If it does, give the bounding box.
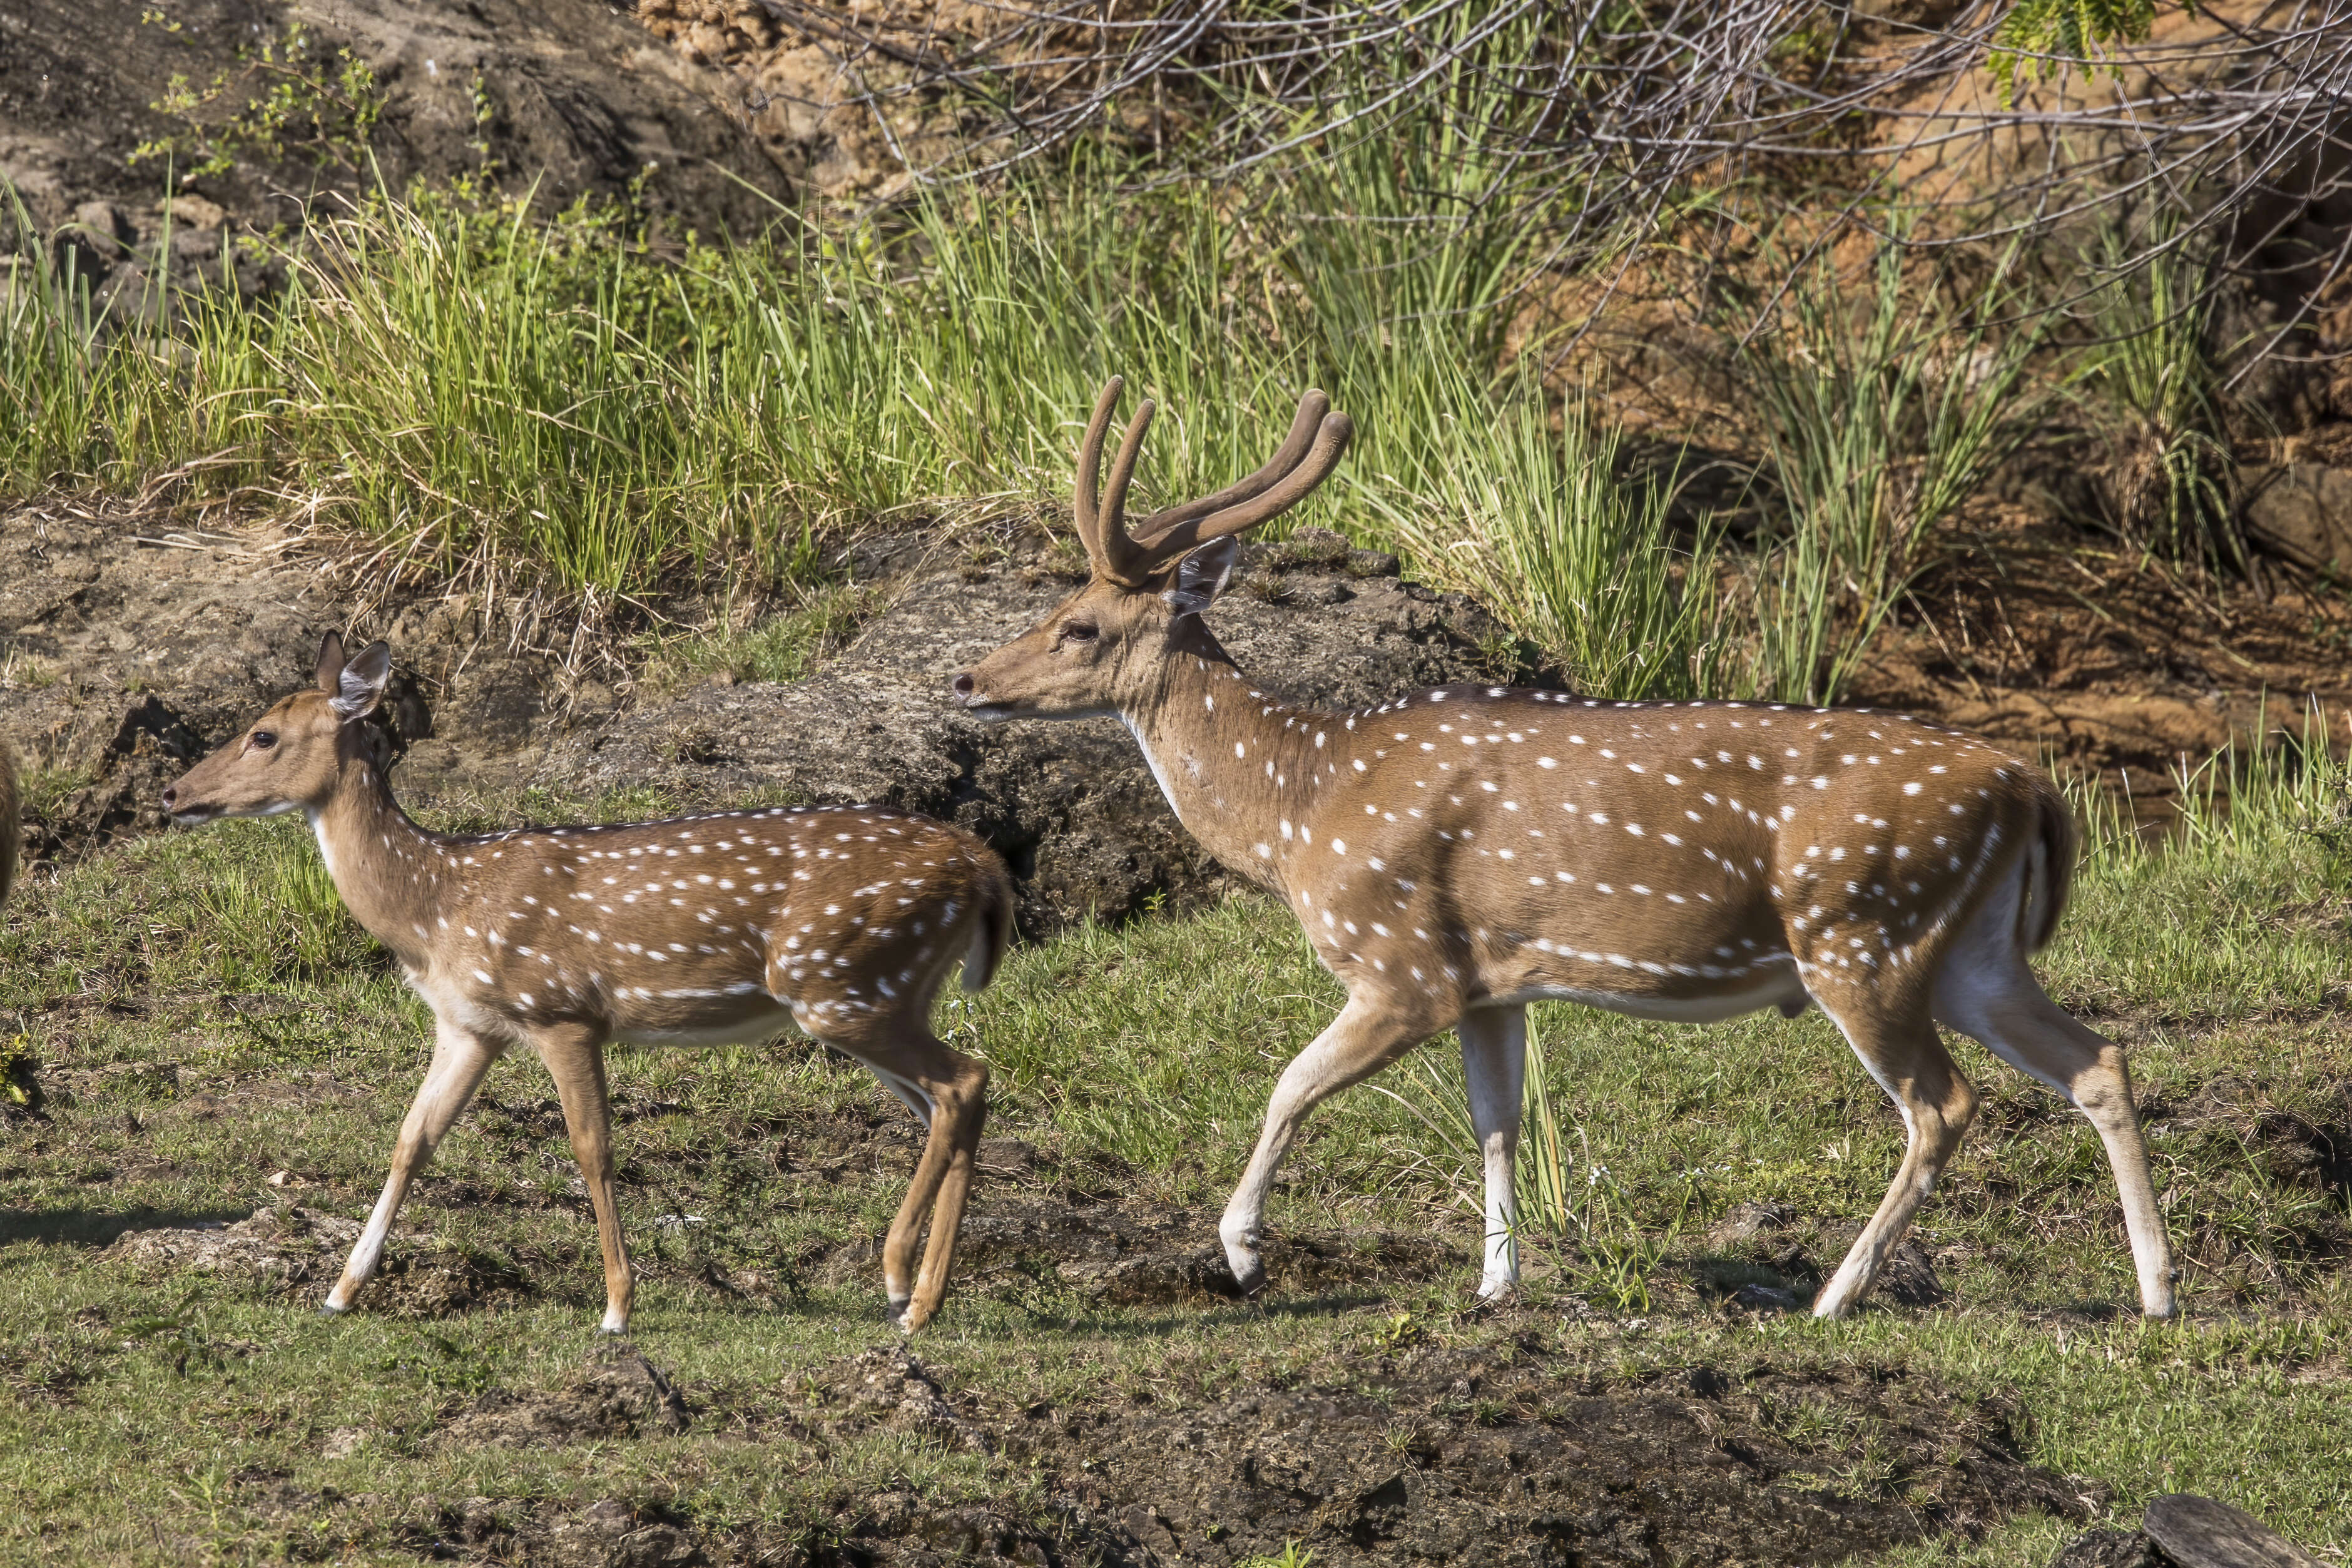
[0,0,792,262]
[2143,1494,2325,1568]
[155,195,228,233]
[1706,1200,1797,1248]
[555,534,1504,932]
[320,1427,370,1460]
[1729,1281,1810,1313]
[2241,462,2352,571]
[72,200,135,252]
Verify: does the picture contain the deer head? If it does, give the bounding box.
[164,633,391,825]
[952,378,1352,723]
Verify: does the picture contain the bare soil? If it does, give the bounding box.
[96,1124,2097,1568]
[1852,510,2352,779]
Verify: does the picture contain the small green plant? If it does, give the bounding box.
[1238,1544,1313,1568]
[657,581,882,691]
[130,18,385,181]
[1988,0,2169,105]
[0,1032,38,1109]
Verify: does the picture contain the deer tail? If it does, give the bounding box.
[961,847,1016,992]
[2020,778,2078,956]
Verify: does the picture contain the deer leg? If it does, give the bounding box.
[325,1019,500,1315]
[899,1042,989,1333]
[535,1023,633,1335]
[1458,1004,1527,1300]
[1221,990,1436,1296]
[819,1022,989,1330]
[1808,994,1977,1319]
[1936,960,2177,1319]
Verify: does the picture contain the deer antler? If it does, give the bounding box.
[1070,379,1353,586]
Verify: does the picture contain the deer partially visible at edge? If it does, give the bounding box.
[166,634,1007,1333]
[952,379,2176,1320]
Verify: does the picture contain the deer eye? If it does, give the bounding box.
[1059,622,1099,644]
[250,730,277,750]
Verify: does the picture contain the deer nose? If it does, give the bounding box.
[951,673,975,701]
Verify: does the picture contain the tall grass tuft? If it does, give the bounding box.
[1735,235,2040,705]
[1,191,135,487]
[1373,376,1725,698]
[4,159,1725,691]
[2080,220,2241,574]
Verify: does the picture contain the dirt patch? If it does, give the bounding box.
[108,1204,533,1314]
[973,1348,2082,1567]
[1852,513,2352,779]
[108,1203,361,1286]
[931,1194,1460,1310]
[362,1335,2085,1566]
[437,1347,690,1448]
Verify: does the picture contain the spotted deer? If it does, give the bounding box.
[952,379,2176,1319]
[165,634,1009,1333]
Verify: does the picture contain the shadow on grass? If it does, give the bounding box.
[0,1204,249,1248]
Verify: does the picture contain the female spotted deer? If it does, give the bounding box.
[953,379,2176,1319]
[165,634,1008,1333]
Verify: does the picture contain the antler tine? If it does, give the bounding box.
[1138,410,1353,569]
[1094,399,1158,586]
[1133,390,1330,547]
[1071,378,1124,576]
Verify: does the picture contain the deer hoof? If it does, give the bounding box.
[317,1299,347,1318]
[1226,1252,1268,1297]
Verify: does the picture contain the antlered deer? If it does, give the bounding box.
[952,379,2176,1319]
[166,634,1008,1332]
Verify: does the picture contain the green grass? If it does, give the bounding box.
[2,739,2349,1560]
[3,130,1716,698]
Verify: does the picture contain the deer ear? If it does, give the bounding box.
[1163,536,1239,618]
[315,631,348,695]
[331,641,393,721]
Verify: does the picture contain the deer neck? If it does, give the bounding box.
[308,758,452,970]
[1119,645,1340,893]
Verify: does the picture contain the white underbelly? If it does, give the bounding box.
[613,1001,800,1049]
[1478,966,1808,1025]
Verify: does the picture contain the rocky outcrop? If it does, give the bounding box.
[0,506,1502,934]
[551,529,1507,933]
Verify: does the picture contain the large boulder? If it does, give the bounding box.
[0,0,791,295]
[551,529,1507,934]
[2241,462,2352,573]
